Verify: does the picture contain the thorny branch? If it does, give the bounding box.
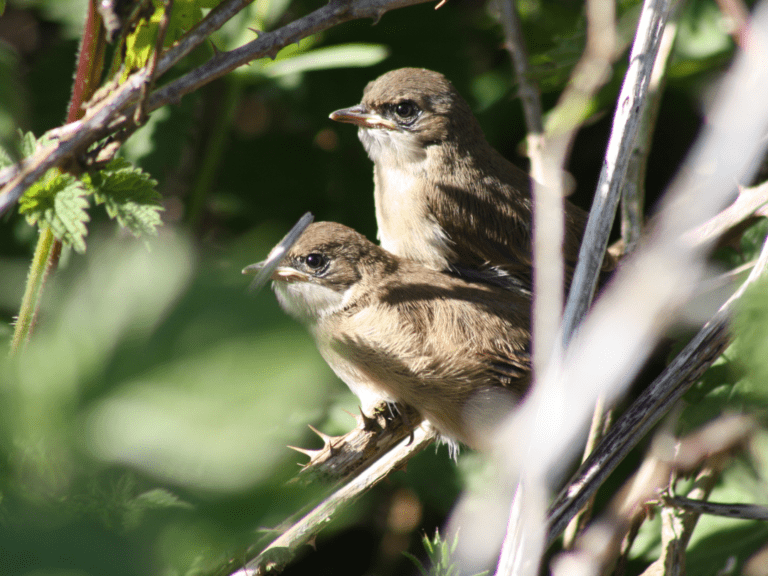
[561,0,671,343]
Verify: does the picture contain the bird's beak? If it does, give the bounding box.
[271,266,311,283]
[242,262,310,284]
[329,105,398,130]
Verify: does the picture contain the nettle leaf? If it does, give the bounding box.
[19,172,90,253]
[86,158,163,239]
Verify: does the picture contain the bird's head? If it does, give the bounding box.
[329,68,482,166]
[245,222,397,325]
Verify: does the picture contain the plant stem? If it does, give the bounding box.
[10,0,106,353]
[10,227,58,353]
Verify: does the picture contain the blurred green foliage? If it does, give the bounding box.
[0,0,765,574]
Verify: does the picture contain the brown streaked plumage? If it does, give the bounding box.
[330,67,615,293]
[251,221,531,452]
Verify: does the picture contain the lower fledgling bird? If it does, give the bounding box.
[245,221,532,453]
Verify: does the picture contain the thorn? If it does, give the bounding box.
[287,445,321,460]
[434,0,448,9]
[307,535,318,550]
[307,424,333,445]
[210,40,220,55]
[248,27,262,36]
[371,10,384,25]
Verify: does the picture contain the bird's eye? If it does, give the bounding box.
[305,253,327,271]
[394,100,419,120]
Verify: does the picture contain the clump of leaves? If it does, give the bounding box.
[0,131,163,253]
[404,529,489,576]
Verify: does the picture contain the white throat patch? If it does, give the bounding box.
[358,127,426,167]
[273,281,348,325]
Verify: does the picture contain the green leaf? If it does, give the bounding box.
[0,130,37,168]
[86,158,163,239]
[19,172,90,253]
[729,274,768,397]
[262,44,390,78]
[124,488,193,530]
[19,129,36,157]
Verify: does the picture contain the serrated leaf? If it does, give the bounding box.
[19,172,90,253]
[87,158,163,238]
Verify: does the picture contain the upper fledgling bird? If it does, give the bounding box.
[244,221,532,452]
[330,67,614,293]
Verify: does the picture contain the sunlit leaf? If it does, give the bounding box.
[19,171,90,253]
[19,128,37,157]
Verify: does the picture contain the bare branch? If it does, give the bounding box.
[621,6,681,256]
[661,495,768,521]
[641,467,720,576]
[498,0,543,134]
